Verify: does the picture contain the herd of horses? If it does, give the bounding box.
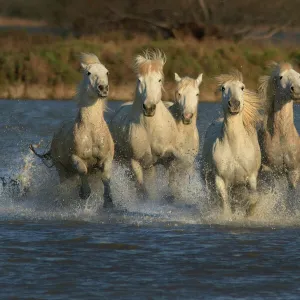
[30,49,300,216]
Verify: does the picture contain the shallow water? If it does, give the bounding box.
[1,99,300,299]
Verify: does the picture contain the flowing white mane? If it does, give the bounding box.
[80,52,101,66]
[134,49,166,76]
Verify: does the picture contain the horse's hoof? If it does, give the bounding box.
[79,186,91,200]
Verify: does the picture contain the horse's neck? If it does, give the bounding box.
[143,101,172,126]
[223,114,247,142]
[131,93,172,124]
[131,94,143,119]
[267,99,296,136]
[77,97,105,126]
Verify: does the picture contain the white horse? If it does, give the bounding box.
[110,49,179,199]
[30,53,114,208]
[202,71,262,215]
[258,62,300,190]
[166,72,202,199]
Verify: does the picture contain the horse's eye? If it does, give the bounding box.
[107,72,109,76]
[87,72,91,76]
[241,86,245,91]
[279,76,283,80]
[196,93,199,96]
[159,79,162,83]
[221,86,225,92]
[178,93,181,97]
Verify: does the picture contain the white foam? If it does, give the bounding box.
[1,150,300,227]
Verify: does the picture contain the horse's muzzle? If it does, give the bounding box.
[291,88,300,101]
[182,113,193,125]
[228,99,240,115]
[98,84,109,98]
[143,104,156,117]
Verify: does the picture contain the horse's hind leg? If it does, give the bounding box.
[71,155,91,200]
[101,158,114,208]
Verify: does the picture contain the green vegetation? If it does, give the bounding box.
[0,31,299,101]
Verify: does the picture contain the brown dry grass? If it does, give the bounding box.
[0,32,300,102]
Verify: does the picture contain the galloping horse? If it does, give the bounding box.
[30,53,114,208]
[202,71,262,215]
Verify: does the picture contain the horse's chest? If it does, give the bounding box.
[214,140,258,183]
[77,131,107,159]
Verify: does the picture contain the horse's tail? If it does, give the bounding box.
[29,144,54,168]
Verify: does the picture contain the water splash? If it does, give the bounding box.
[1,150,300,228]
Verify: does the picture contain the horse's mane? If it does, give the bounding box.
[215,69,243,86]
[258,62,293,114]
[134,49,166,77]
[216,70,262,131]
[80,52,101,66]
[176,77,198,91]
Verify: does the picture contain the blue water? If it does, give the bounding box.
[1,99,300,299]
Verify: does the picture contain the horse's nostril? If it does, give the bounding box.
[291,86,294,92]
[184,113,193,119]
[99,85,108,91]
[228,101,232,107]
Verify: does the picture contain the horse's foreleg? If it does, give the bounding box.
[101,158,114,208]
[246,174,259,216]
[168,161,192,201]
[131,159,146,199]
[143,165,157,201]
[215,175,231,216]
[71,154,90,200]
[258,164,274,192]
[287,169,299,212]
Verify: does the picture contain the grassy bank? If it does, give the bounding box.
[1,32,300,101]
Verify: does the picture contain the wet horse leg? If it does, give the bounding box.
[287,169,299,212]
[215,175,231,216]
[101,157,114,208]
[131,159,147,199]
[143,165,157,201]
[71,154,91,200]
[246,174,259,216]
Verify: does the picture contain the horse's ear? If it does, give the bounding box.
[196,73,203,86]
[174,73,181,82]
[81,63,88,70]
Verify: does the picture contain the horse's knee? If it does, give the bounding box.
[131,159,144,185]
[71,155,87,175]
[215,175,231,214]
[248,175,257,191]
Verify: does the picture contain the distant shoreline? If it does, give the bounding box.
[0,83,218,102]
[1,32,300,103]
